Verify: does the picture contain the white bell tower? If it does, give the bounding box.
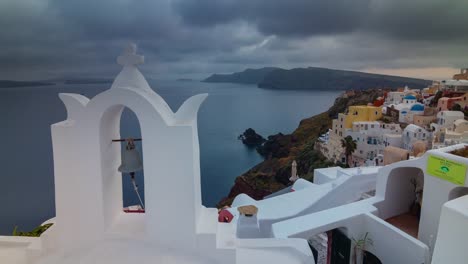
[50,44,208,251]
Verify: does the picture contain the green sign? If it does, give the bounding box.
[427,155,467,185]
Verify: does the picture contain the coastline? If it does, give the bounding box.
[218,89,383,207]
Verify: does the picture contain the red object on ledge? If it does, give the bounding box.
[218,210,234,223]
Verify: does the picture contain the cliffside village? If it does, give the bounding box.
[316,69,468,167]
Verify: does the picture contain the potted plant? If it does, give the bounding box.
[409,177,423,219]
[352,232,373,264]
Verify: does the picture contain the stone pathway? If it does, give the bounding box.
[308,233,328,264]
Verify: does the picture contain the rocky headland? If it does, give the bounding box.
[238,128,266,147]
[218,89,384,207]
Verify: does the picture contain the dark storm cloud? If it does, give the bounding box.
[366,0,468,41]
[1,0,468,80]
[173,0,468,41]
[173,0,371,37]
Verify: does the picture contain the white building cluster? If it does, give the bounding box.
[347,121,402,166]
[319,75,468,167]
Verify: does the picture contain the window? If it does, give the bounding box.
[423,133,426,137]
[414,133,417,137]
[371,125,374,128]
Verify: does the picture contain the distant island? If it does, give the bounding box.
[204,67,280,85]
[177,78,196,82]
[204,67,431,91]
[0,80,55,88]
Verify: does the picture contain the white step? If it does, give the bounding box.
[217,222,237,249]
[197,207,218,235]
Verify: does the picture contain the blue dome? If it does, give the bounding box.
[404,95,416,100]
[411,104,424,111]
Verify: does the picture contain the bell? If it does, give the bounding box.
[118,140,143,173]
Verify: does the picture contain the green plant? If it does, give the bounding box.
[341,136,357,166]
[296,140,336,181]
[12,223,53,237]
[352,232,373,264]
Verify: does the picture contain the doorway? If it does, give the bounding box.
[448,186,468,201]
[330,228,351,264]
[384,167,424,238]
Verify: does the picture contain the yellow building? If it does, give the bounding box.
[344,105,382,129]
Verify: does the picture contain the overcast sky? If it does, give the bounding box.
[1,0,468,80]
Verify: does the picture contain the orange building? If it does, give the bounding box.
[437,97,463,111]
[453,68,468,81]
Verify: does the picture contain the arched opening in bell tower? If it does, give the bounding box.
[99,104,147,228]
[119,108,145,212]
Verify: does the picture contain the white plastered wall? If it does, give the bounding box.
[50,49,207,251]
[374,145,468,252]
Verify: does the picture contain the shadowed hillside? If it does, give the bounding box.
[204,67,431,91]
[218,89,384,207]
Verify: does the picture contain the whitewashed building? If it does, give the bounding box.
[383,133,403,148]
[229,144,468,264]
[384,91,405,105]
[440,79,468,91]
[346,122,402,166]
[386,94,426,124]
[433,119,468,148]
[432,111,465,132]
[402,124,431,151]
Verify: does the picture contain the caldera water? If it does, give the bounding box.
[0,79,339,234]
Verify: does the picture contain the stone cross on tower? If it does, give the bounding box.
[117,43,144,67]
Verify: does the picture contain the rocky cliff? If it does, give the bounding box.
[218,89,383,207]
[203,67,431,91]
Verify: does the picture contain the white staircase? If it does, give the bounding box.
[196,207,315,264]
[196,207,236,264]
